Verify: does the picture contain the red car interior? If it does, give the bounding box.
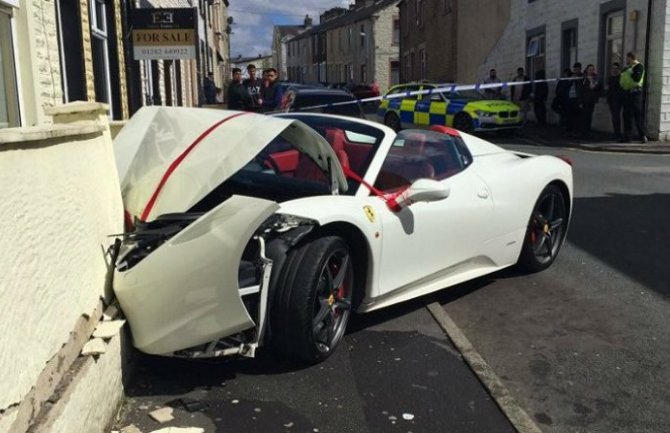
[266,127,374,185]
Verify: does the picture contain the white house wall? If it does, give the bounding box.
[480,0,656,135]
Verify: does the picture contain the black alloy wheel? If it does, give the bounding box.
[453,113,474,133]
[271,236,354,363]
[517,184,568,272]
[384,112,401,132]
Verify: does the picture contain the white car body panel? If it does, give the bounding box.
[112,108,574,357]
[115,106,345,222]
[114,195,278,354]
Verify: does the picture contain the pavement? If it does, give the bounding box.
[508,122,670,154]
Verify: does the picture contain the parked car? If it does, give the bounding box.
[112,106,573,364]
[280,88,365,118]
[378,82,522,134]
[350,84,380,101]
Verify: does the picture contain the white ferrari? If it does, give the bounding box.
[113,106,572,363]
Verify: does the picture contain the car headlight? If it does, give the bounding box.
[476,110,494,118]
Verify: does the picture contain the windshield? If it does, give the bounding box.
[444,89,485,100]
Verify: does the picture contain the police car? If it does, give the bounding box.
[377,82,522,133]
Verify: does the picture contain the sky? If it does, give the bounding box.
[229,0,350,60]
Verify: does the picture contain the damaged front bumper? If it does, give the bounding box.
[113,195,279,355]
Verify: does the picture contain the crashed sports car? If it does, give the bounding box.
[113,106,573,363]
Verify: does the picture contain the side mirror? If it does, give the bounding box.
[387,179,450,211]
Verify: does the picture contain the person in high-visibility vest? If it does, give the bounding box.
[619,52,648,143]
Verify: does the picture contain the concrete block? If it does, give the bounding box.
[148,407,174,424]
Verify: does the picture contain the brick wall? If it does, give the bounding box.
[113,0,129,119]
[372,4,399,93]
[30,0,63,116]
[79,0,96,102]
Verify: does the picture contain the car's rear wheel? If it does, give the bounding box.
[517,184,568,273]
[453,113,474,133]
[384,112,401,132]
[271,236,353,363]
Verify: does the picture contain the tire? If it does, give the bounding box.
[517,184,568,273]
[453,113,474,133]
[271,236,354,363]
[384,112,401,132]
[497,128,517,138]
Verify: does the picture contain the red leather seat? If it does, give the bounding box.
[400,132,435,179]
[325,128,350,170]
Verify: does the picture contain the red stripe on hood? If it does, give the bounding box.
[140,111,250,222]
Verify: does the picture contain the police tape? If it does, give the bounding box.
[289,76,581,112]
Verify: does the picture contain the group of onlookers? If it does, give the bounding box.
[484,51,648,143]
[225,64,284,113]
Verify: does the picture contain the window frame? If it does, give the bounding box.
[89,0,114,117]
[0,6,20,128]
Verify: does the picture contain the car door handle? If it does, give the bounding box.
[477,189,489,199]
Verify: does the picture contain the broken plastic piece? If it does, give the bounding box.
[148,407,174,424]
[81,338,106,356]
[92,320,126,339]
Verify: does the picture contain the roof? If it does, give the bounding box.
[290,0,401,41]
[276,25,305,38]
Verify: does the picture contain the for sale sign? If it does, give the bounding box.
[132,8,197,60]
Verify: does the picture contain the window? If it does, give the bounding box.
[605,10,624,71]
[419,48,427,80]
[360,24,365,48]
[0,7,19,128]
[404,54,410,82]
[90,0,114,116]
[561,24,577,71]
[403,2,409,35]
[374,130,471,192]
[417,0,424,26]
[410,51,415,81]
[526,33,545,79]
[361,64,367,83]
[392,18,400,45]
[390,60,400,85]
[347,27,352,49]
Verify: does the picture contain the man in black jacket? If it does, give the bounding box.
[533,70,548,126]
[607,62,625,139]
[227,68,251,110]
[261,68,284,112]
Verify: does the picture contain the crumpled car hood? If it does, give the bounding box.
[114,106,346,222]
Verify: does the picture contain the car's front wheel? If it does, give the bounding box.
[271,236,353,363]
[453,113,474,133]
[517,184,568,273]
[384,112,401,132]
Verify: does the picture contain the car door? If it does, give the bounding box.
[372,130,494,295]
[414,84,447,127]
[398,84,421,128]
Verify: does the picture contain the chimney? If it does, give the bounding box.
[304,14,313,28]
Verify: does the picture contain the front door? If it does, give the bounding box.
[372,130,493,295]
